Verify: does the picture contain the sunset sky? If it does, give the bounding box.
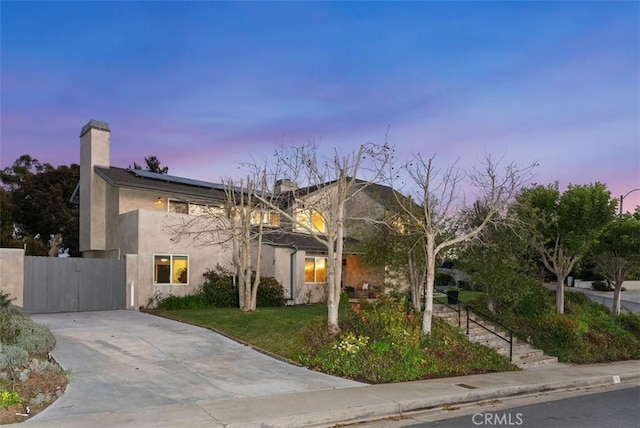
[1,1,639,211]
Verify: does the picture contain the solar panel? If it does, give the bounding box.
[130,169,227,190]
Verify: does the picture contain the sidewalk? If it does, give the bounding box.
[17,360,640,428]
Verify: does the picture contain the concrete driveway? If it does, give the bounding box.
[30,310,363,422]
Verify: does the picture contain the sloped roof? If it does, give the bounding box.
[282,178,409,211]
[261,230,360,252]
[70,166,229,204]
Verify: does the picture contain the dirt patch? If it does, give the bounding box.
[0,368,68,425]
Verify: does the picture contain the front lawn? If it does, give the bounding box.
[156,294,518,383]
[157,304,337,360]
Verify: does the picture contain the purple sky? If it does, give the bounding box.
[2,2,639,211]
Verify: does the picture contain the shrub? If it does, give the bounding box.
[0,291,14,310]
[0,391,22,409]
[158,294,210,310]
[256,276,286,307]
[618,311,640,340]
[200,266,238,308]
[11,318,56,355]
[485,288,640,364]
[513,284,552,318]
[28,358,63,374]
[296,297,514,383]
[0,311,20,345]
[0,344,30,369]
[592,281,613,292]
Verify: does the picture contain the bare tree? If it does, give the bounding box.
[252,141,391,334]
[165,170,271,311]
[224,174,270,311]
[390,153,535,334]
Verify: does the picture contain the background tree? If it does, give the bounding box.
[389,154,535,334]
[0,154,45,189]
[593,214,640,314]
[253,141,390,334]
[131,155,169,174]
[0,155,79,256]
[357,196,427,311]
[461,210,540,314]
[516,182,616,314]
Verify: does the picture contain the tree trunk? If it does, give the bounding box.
[422,267,435,334]
[613,285,622,315]
[422,233,436,334]
[408,252,422,311]
[326,236,340,335]
[611,259,625,315]
[556,273,566,315]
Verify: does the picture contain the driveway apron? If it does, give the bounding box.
[31,310,363,420]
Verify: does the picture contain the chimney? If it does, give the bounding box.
[79,120,110,253]
[275,178,297,194]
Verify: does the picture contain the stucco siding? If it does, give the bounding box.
[119,187,169,215]
[134,209,233,306]
[344,190,386,240]
[0,248,25,307]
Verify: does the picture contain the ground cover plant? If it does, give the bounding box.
[469,289,640,364]
[156,267,286,310]
[0,292,67,425]
[295,297,516,383]
[159,293,517,383]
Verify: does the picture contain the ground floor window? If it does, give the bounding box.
[154,254,189,284]
[304,256,327,283]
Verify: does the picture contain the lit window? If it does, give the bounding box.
[168,200,223,217]
[296,210,326,233]
[154,254,189,284]
[169,201,188,214]
[305,257,327,283]
[251,211,280,226]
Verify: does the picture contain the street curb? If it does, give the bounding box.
[232,372,640,428]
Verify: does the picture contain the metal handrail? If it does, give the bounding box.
[433,285,514,361]
[465,306,513,361]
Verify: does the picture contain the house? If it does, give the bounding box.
[74,119,398,308]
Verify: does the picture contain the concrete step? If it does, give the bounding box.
[435,305,558,368]
[462,324,509,337]
[513,354,559,368]
[498,347,544,360]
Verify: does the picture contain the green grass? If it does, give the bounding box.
[157,305,342,360]
[155,296,518,383]
[459,290,483,303]
[158,291,484,361]
[432,290,483,306]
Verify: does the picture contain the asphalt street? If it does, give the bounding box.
[423,384,640,428]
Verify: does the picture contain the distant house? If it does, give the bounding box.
[72,120,399,307]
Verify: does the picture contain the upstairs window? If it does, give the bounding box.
[251,210,280,227]
[168,199,224,216]
[295,209,326,233]
[154,254,189,284]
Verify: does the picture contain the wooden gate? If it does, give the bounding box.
[23,257,126,313]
